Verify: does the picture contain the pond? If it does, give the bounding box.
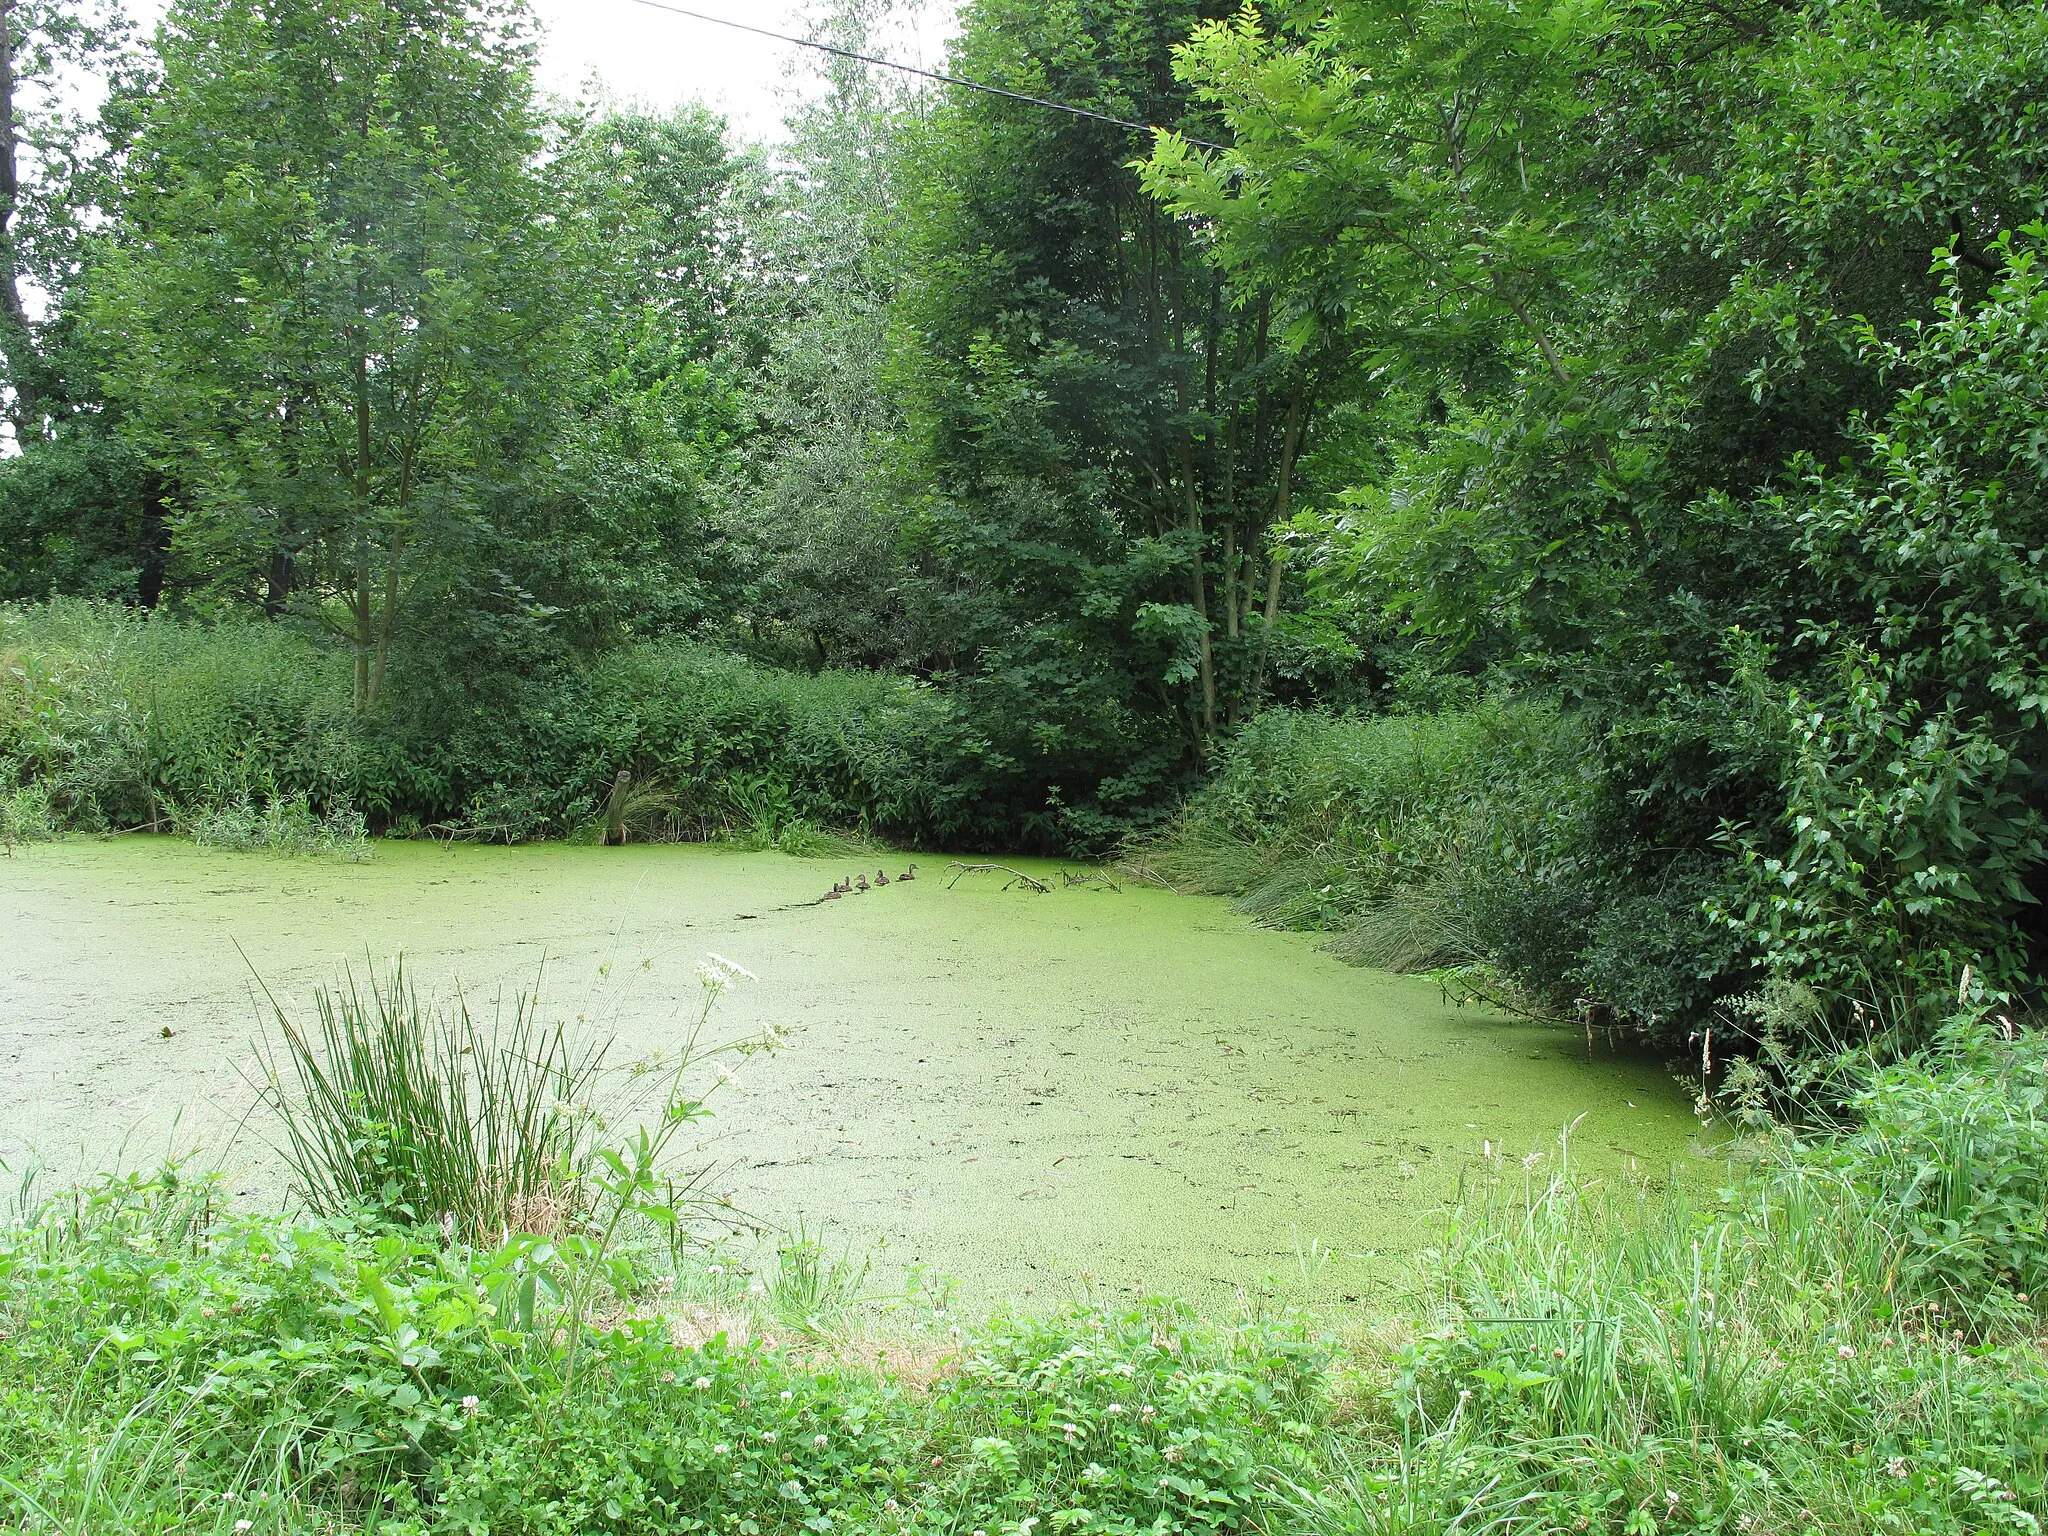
[0,837,1706,1303]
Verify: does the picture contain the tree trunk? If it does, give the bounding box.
[352,317,376,710]
[1250,383,1309,706]
[604,769,632,846]
[0,0,45,444]
[1178,435,1218,738]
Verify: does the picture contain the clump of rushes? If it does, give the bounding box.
[253,954,771,1246]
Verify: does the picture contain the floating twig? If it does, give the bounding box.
[946,861,1051,893]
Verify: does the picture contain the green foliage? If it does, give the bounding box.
[1314,1158,2048,1534]
[0,601,1034,848]
[926,1306,1327,1533]
[1138,0,2048,1045]
[255,967,615,1239]
[1842,1020,2048,1315]
[0,1169,1324,1534]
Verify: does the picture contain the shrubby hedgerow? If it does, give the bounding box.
[0,601,1021,851]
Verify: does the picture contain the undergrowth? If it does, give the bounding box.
[0,601,999,853]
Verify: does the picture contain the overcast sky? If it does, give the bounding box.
[120,0,962,142]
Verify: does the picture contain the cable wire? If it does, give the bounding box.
[618,0,1230,152]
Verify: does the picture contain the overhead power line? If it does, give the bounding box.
[619,0,1230,153]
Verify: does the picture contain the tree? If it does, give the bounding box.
[90,0,552,711]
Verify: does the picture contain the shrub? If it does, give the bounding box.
[191,790,371,859]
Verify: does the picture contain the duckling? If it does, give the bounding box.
[856,875,870,892]
[874,868,890,886]
[898,863,918,882]
[823,887,842,901]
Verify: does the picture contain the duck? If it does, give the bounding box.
[898,863,918,882]
[874,868,890,886]
[856,875,870,892]
[823,888,842,901]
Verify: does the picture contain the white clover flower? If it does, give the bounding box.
[694,1376,713,1391]
[761,1430,777,1442]
[461,1394,481,1416]
[780,1390,794,1401]
[813,1433,829,1448]
[235,1524,253,1533]
[713,1443,730,1455]
[1837,1344,1857,1360]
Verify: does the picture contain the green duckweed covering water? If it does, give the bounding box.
[0,838,1705,1303]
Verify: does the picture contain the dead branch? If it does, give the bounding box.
[946,861,1052,893]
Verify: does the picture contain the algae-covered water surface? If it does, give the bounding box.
[1,838,1703,1302]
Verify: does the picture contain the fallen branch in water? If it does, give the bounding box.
[946,862,1051,893]
[1060,866,1121,892]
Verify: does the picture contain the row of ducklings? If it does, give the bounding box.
[823,864,918,900]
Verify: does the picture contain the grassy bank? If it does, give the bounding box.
[6,1110,2043,1533]
[1132,703,1757,1053]
[5,967,2046,1533]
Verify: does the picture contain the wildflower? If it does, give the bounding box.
[1162,1445,1182,1463]
[780,1390,794,1401]
[700,952,758,987]
[713,1443,730,1455]
[461,1394,481,1417]
[885,1500,899,1512]
[1837,1344,1857,1360]
[1139,1405,1156,1421]
[761,1431,777,1443]
[235,1524,252,1533]
[1886,1458,1910,1479]
[695,1376,713,1391]
[814,1434,829,1448]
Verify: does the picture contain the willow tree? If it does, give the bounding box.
[91,0,551,710]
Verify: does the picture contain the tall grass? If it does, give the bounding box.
[1298,1100,2048,1534]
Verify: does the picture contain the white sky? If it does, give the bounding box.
[120,0,962,143]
